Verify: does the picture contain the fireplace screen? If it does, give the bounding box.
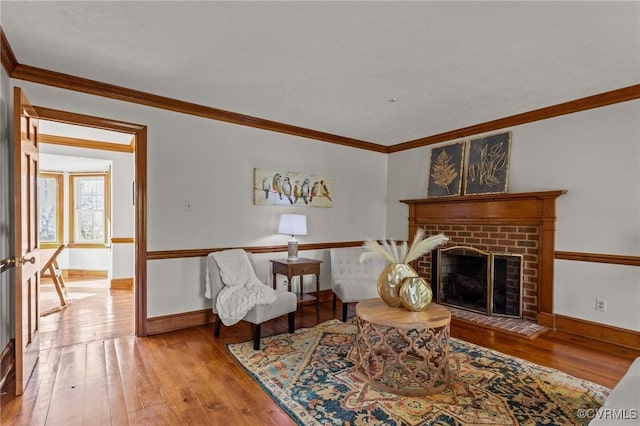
[435,246,523,317]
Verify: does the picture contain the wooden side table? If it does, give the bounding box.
[355,298,451,396]
[271,258,322,320]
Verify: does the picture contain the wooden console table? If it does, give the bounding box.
[271,258,322,321]
[355,298,451,396]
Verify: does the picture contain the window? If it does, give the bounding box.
[37,173,63,248]
[69,173,110,247]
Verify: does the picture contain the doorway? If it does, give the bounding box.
[37,120,134,348]
[32,105,148,338]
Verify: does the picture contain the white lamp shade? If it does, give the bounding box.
[278,214,307,236]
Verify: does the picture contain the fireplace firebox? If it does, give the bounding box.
[433,246,523,318]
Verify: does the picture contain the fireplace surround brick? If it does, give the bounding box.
[402,190,566,327]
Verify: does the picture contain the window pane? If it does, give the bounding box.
[74,176,105,243]
[38,176,58,242]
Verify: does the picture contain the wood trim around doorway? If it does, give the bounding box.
[0,339,15,391]
[32,106,148,337]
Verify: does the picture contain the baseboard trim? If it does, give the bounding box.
[110,277,133,290]
[147,309,215,335]
[147,289,336,335]
[537,312,556,329]
[555,314,640,350]
[0,339,15,393]
[111,237,135,244]
[315,289,334,303]
[145,294,640,350]
[63,269,108,279]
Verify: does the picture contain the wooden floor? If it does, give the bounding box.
[38,279,135,351]
[1,286,639,425]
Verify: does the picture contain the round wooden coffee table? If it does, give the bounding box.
[355,298,451,396]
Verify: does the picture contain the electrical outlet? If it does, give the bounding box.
[595,298,607,312]
[184,200,192,212]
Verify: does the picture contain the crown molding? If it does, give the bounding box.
[0,26,382,151]
[388,84,640,153]
[10,63,388,153]
[0,28,18,74]
[3,27,637,155]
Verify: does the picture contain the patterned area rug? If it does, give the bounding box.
[227,319,609,426]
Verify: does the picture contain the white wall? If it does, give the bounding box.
[147,249,332,317]
[12,79,637,331]
[11,80,388,318]
[387,100,640,331]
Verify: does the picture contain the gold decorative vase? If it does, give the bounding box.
[399,276,433,312]
[377,263,418,308]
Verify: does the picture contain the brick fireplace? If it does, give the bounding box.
[401,190,566,326]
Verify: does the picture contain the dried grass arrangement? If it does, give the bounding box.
[359,229,449,310]
[360,228,449,265]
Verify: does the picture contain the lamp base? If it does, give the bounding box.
[287,240,299,261]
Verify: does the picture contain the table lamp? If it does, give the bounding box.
[278,214,307,261]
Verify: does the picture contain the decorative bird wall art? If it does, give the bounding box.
[253,168,333,207]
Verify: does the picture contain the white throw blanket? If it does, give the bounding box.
[210,249,277,326]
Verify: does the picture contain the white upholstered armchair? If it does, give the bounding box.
[330,247,387,321]
[206,250,297,350]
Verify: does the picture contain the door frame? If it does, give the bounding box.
[32,106,148,337]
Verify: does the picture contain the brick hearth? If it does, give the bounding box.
[448,306,547,339]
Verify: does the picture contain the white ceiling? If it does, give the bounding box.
[2,1,639,146]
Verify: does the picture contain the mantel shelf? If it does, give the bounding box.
[400,190,567,205]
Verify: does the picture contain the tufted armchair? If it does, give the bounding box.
[330,247,387,321]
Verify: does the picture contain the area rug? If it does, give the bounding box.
[226,319,609,426]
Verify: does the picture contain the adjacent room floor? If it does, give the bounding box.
[39,278,134,350]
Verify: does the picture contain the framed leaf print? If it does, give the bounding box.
[427,141,465,197]
[464,131,511,195]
